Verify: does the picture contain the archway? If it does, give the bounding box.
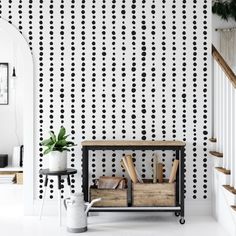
[0,18,34,215]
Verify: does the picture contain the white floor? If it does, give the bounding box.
[0,211,230,236]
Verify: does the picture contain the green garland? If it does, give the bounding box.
[212,0,236,21]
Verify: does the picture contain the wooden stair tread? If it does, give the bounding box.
[215,167,231,175]
[231,206,236,212]
[209,151,223,158]
[223,185,236,195]
[209,138,217,143]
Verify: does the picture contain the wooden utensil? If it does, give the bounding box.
[157,163,163,183]
[120,159,131,178]
[169,159,179,183]
[153,154,158,183]
[121,156,142,183]
[135,167,143,183]
[125,155,138,183]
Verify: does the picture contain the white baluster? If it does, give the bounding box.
[217,65,222,153]
[230,82,235,187]
[225,78,231,171]
[234,88,236,189]
[220,69,225,165]
[215,62,219,153]
[225,75,229,169]
[218,67,221,154]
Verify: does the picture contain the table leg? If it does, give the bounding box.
[180,147,185,219]
[58,176,62,226]
[175,150,180,206]
[67,175,72,194]
[39,175,48,220]
[82,147,89,202]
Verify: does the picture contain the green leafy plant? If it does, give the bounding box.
[212,0,236,21]
[41,127,76,155]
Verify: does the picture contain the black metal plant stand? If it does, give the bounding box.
[39,168,77,225]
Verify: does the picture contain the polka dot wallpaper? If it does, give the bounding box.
[0,0,211,200]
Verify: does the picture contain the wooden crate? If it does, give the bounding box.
[90,186,128,207]
[132,179,175,207]
[16,172,23,184]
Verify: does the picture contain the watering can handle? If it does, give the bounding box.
[64,198,70,210]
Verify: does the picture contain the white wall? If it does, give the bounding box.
[0,30,23,165]
[212,14,236,50]
[0,0,212,215]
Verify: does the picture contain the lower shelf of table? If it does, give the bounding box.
[89,206,181,212]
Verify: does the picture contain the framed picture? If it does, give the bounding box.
[0,63,9,105]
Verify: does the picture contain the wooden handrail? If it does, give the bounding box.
[212,44,236,88]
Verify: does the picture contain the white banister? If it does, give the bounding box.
[212,44,236,189]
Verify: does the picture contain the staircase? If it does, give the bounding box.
[210,45,236,236]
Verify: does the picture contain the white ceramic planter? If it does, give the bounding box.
[48,151,67,171]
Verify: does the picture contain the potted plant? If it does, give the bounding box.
[41,126,76,171]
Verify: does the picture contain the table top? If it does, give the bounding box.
[81,140,186,147]
[39,168,77,176]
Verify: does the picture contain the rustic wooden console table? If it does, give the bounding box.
[81,140,186,224]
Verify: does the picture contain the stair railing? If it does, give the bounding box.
[212,44,236,188]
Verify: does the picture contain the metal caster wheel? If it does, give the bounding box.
[179,218,185,225]
[175,212,180,217]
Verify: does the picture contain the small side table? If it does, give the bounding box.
[39,168,77,225]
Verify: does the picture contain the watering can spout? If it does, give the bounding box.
[85,198,101,214]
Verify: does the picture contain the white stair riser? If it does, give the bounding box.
[221,187,236,206]
[212,158,223,168]
[208,141,216,152]
[213,167,236,236]
[215,169,230,185]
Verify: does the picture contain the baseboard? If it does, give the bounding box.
[185,200,211,216]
